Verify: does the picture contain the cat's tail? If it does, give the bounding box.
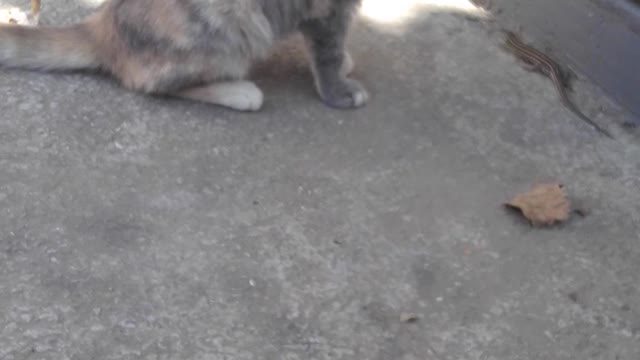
[0,22,100,71]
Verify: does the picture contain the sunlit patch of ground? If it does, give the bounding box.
[360,0,485,24]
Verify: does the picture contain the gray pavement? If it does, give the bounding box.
[1,1,640,359]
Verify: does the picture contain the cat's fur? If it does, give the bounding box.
[0,0,368,111]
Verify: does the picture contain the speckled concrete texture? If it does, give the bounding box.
[1,1,640,360]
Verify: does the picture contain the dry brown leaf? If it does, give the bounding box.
[505,183,570,226]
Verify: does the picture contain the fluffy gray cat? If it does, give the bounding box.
[0,0,368,111]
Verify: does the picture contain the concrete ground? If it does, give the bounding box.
[2,1,640,359]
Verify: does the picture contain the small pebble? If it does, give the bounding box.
[400,313,419,323]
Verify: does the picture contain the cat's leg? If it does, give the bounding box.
[340,50,354,77]
[300,12,368,109]
[172,80,264,111]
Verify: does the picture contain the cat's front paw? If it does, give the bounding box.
[318,78,369,109]
[214,81,264,111]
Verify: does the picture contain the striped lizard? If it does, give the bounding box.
[505,31,612,138]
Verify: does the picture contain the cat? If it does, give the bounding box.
[0,0,368,111]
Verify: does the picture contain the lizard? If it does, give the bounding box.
[504,31,613,138]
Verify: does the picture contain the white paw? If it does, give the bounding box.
[0,7,39,25]
[217,81,264,111]
[352,87,369,107]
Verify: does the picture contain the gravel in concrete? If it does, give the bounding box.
[1,1,640,359]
